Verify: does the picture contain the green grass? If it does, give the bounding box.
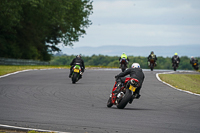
[159,74,200,94]
[0,65,70,76]
[0,65,117,76]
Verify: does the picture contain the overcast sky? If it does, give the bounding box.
[63,0,200,48]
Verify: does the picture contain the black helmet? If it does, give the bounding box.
[151,51,154,54]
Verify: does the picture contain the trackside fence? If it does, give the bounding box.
[0,58,49,65]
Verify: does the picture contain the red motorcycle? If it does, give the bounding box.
[120,58,128,72]
[107,77,140,109]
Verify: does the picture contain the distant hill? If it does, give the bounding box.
[60,44,200,57]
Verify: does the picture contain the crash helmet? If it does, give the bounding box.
[191,56,194,59]
[174,53,178,55]
[151,51,154,54]
[76,54,81,58]
[131,63,140,68]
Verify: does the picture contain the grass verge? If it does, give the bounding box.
[159,74,200,94]
[0,65,70,76]
[0,65,117,76]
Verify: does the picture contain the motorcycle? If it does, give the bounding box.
[107,77,140,109]
[149,59,155,71]
[71,64,82,84]
[192,61,199,70]
[172,60,179,71]
[120,58,128,72]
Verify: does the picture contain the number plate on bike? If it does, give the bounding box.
[129,85,136,92]
[74,69,79,73]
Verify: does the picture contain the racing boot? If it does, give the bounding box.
[129,95,134,104]
[79,74,82,79]
[69,70,72,78]
[134,88,141,99]
[134,93,141,99]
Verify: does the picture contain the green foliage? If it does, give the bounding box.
[0,0,93,61]
[50,55,200,70]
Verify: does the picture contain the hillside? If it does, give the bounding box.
[60,44,200,57]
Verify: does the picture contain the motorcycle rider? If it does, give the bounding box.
[113,63,145,101]
[147,51,157,66]
[171,53,180,67]
[190,56,198,66]
[69,54,85,78]
[119,52,129,68]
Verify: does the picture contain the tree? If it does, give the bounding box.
[0,0,93,61]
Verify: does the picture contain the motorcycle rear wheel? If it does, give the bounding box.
[117,89,132,109]
[121,64,126,72]
[72,73,77,84]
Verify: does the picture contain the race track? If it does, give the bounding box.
[0,69,200,133]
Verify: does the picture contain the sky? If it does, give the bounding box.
[59,0,200,49]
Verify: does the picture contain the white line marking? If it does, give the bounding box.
[156,71,200,96]
[0,69,60,79]
[0,69,71,133]
[0,124,71,133]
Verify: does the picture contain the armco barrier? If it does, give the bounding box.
[0,58,49,65]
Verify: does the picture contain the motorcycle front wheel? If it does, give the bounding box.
[150,63,154,71]
[107,97,113,108]
[173,64,177,71]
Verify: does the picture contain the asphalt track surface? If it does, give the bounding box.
[0,69,200,133]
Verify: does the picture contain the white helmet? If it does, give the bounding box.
[132,63,140,68]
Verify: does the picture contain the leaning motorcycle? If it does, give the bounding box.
[71,65,82,84]
[192,61,199,70]
[120,58,128,72]
[173,60,179,71]
[107,77,140,109]
[149,59,155,71]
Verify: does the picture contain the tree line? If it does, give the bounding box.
[50,55,200,70]
[0,0,93,61]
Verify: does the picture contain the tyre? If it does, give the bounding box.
[107,97,113,108]
[121,64,126,72]
[72,73,77,84]
[173,64,177,71]
[150,63,154,71]
[194,65,199,70]
[117,89,132,109]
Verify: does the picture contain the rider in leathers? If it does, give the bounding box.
[119,52,130,68]
[147,51,157,66]
[190,56,198,65]
[113,63,145,100]
[69,55,85,78]
[171,53,180,67]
